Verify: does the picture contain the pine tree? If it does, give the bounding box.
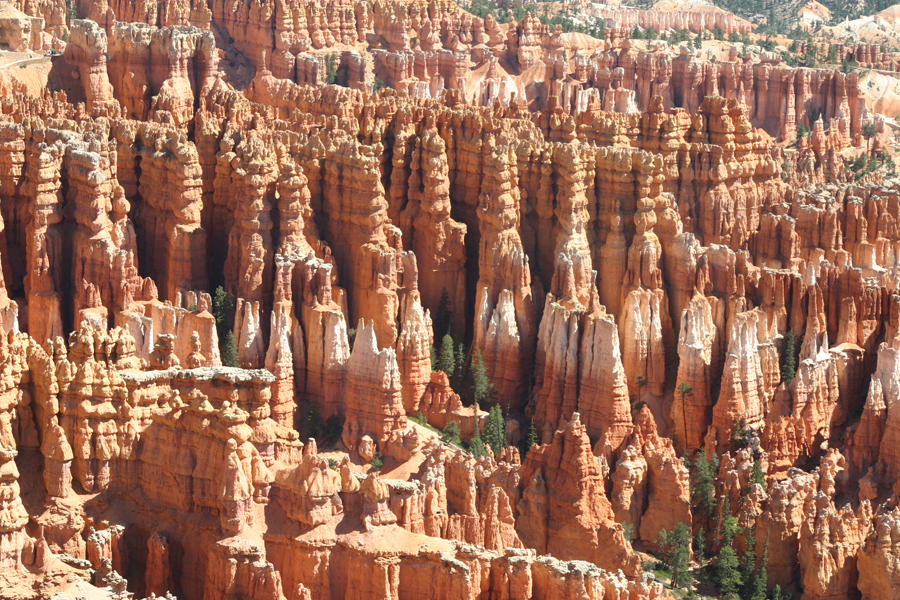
[438,334,456,375]
[751,459,767,490]
[471,348,494,408]
[715,503,744,599]
[484,404,505,454]
[780,329,797,384]
[441,420,461,446]
[740,526,757,596]
[668,522,692,589]
[221,331,239,367]
[469,433,486,458]
[524,419,539,454]
[691,450,716,536]
[748,540,769,600]
[434,288,452,339]
[715,543,742,599]
[430,345,438,371]
[772,584,785,600]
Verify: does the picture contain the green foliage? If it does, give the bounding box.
[863,122,878,139]
[372,77,385,93]
[758,38,776,51]
[441,420,462,446]
[732,418,754,450]
[323,415,342,443]
[370,452,384,470]
[693,34,702,49]
[212,286,235,330]
[524,419,539,455]
[644,26,658,40]
[621,521,634,540]
[537,10,605,38]
[221,331,239,367]
[773,584,786,600]
[434,288,452,340]
[635,374,648,389]
[62,30,69,42]
[714,26,724,41]
[348,328,357,351]
[691,450,717,532]
[715,544,743,599]
[747,540,769,600]
[469,432,487,458]
[693,526,707,559]
[665,28,693,45]
[430,345,438,372]
[655,522,692,589]
[714,500,744,598]
[411,411,428,426]
[751,459,767,490]
[327,458,338,469]
[780,329,797,384]
[307,402,322,439]
[471,348,494,408]
[841,59,858,73]
[438,334,456,376]
[740,527,757,595]
[325,53,338,84]
[484,404,505,455]
[631,25,643,40]
[187,304,198,312]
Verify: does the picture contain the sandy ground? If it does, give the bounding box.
[0,50,53,96]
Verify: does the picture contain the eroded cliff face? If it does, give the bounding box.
[3,0,900,597]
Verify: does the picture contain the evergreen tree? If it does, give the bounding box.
[748,540,769,600]
[438,334,456,375]
[469,433,487,458]
[221,331,239,367]
[441,420,461,446]
[430,345,438,371]
[471,348,494,408]
[751,459,767,490]
[484,405,505,454]
[307,401,322,438]
[434,288,452,339]
[715,503,744,599]
[780,329,797,384]
[693,34,702,49]
[655,523,692,589]
[668,522,692,589]
[212,285,234,331]
[691,450,717,534]
[740,527,757,596]
[325,53,338,84]
[456,342,466,378]
[772,584,785,600]
[524,419,539,454]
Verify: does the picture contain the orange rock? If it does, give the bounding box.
[518,412,641,577]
